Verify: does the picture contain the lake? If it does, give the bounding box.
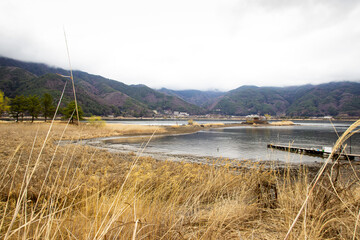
[103,120,360,163]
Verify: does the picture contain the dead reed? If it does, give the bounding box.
[0,121,359,239]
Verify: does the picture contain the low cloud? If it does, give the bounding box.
[0,0,359,90]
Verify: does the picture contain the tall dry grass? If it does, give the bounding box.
[0,121,359,239]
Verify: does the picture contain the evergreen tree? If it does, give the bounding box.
[10,95,27,122]
[27,95,41,122]
[42,93,55,122]
[0,90,10,117]
[62,101,84,124]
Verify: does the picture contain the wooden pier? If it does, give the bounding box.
[267,143,360,160]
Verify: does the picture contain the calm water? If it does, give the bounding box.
[105,119,243,126]
[104,120,360,163]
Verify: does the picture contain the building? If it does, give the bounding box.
[245,114,268,124]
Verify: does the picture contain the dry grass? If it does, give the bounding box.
[0,121,360,239]
[270,121,295,126]
[106,123,166,136]
[201,122,225,127]
[54,122,205,139]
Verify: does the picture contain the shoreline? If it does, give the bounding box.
[1,118,359,239]
[1,120,344,170]
[75,120,359,172]
[81,133,345,181]
[77,120,328,173]
[2,116,359,123]
[99,117,360,122]
[83,135,326,169]
[81,134,360,181]
[0,120,295,141]
[84,120,296,141]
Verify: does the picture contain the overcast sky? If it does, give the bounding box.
[1,0,360,91]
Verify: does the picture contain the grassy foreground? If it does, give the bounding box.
[0,122,360,239]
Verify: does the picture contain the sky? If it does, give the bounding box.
[1,0,360,91]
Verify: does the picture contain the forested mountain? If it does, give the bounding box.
[158,88,225,107]
[285,82,360,117]
[0,57,204,116]
[210,83,360,117]
[1,56,359,117]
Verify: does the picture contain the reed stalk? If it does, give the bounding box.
[0,120,359,239]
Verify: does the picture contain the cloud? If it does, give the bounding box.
[0,0,359,90]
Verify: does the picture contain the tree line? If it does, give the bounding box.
[0,90,83,123]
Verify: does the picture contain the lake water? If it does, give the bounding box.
[104,120,360,163]
[105,119,242,126]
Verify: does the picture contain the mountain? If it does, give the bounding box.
[212,85,289,116]
[0,57,204,116]
[210,82,360,117]
[158,88,225,107]
[1,56,359,117]
[286,82,360,117]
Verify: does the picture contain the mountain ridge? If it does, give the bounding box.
[211,82,360,116]
[0,57,204,116]
[0,56,359,117]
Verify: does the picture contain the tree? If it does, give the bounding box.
[10,95,27,122]
[264,114,272,120]
[42,93,55,122]
[27,95,41,122]
[88,115,106,127]
[0,90,10,117]
[62,101,83,124]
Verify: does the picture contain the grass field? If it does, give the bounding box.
[0,121,359,239]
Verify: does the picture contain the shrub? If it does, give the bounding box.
[88,115,106,127]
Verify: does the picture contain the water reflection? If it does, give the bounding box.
[105,121,359,163]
